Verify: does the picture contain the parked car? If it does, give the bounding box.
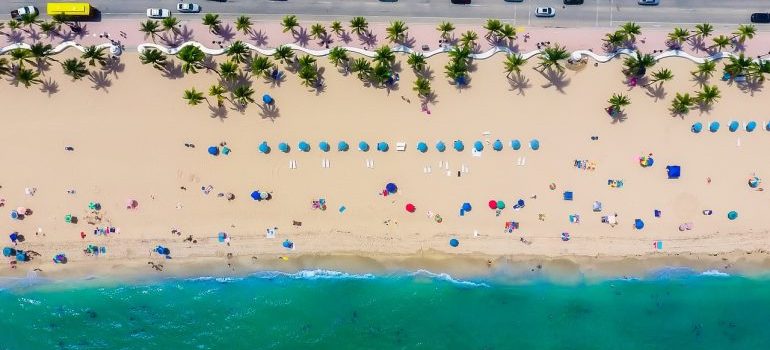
[451,0,472,4]
[638,0,659,5]
[10,5,37,19]
[750,13,770,23]
[535,7,555,18]
[146,8,171,19]
[564,0,584,4]
[177,3,201,13]
[504,0,524,2]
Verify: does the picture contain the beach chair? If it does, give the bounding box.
[396,142,406,151]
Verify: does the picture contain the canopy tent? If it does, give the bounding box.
[530,139,540,150]
[746,121,757,132]
[666,165,681,179]
[298,141,310,152]
[511,139,521,150]
[453,140,464,152]
[377,142,389,152]
[449,238,459,247]
[207,146,219,156]
[729,120,740,132]
[709,121,720,132]
[473,141,484,152]
[278,142,290,153]
[319,141,330,152]
[258,142,270,154]
[417,142,428,153]
[337,141,349,152]
[385,183,398,194]
[691,122,703,133]
[435,141,446,152]
[492,139,503,151]
[358,141,370,152]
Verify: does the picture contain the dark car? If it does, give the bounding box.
[751,13,770,23]
[564,0,584,4]
[451,0,471,4]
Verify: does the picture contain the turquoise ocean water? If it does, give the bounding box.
[2,269,770,349]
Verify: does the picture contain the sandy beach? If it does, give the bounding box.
[2,17,770,281]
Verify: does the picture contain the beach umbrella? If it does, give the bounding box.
[405,203,416,213]
[729,120,739,132]
[727,211,738,220]
[691,122,703,133]
[385,183,398,194]
[417,142,428,153]
[496,200,505,209]
[126,199,138,209]
[746,121,757,132]
[9,232,18,243]
[473,141,484,152]
[634,219,645,230]
[377,142,389,152]
[749,176,761,188]
[262,94,274,104]
[319,141,330,152]
[453,140,464,152]
[358,141,369,152]
[338,141,349,152]
[10,210,18,220]
[207,146,219,156]
[767,121,770,131]
[461,202,472,212]
[488,200,498,209]
[250,191,262,201]
[511,139,521,150]
[218,232,227,242]
[282,239,294,249]
[449,238,459,247]
[709,121,720,132]
[435,141,446,152]
[278,142,290,153]
[298,141,310,152]
[493,139,503,151]
[530,139,540,150]
[16,251,26,262]
[3,247,14,257]
[259,142,270,154]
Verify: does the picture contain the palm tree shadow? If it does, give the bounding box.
[160,32,183,47]
[258,103,280,121]
[293,27,310,47]
[688,37,707,53]
[391,61,403,74]
[209,104,229,121]
[216,24,236,42]
[610,111,628,124]
[39,78,59,96]
[417,67,434,80]
[359,33,377,47]
[250,30,269,47]
[32,60,52,74]
[28,29,42,42]
[690,74,708,87]
[738,79,763,96]
[645,84,667,101]
[178,25,195,42]
[89,70,111,91]
[339,32,352,44]
[400,36,416,49]
[508,72,531,95]
[732,40,746,52]
[697,102,714,115]
[162,61,184,79]
[313,67,326,95]
[103,58,125,78]
[8,30,25,43]
[539,69,570,93]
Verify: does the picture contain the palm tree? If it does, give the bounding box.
[691,60,716,78]
[371,62,392,86]
[232,85,255,106]
[177,45,205,74]
[536,44,569,72]
[603,31,626,51]
[7,20,21,32]
[499,24,516,43]
[444,59,468,82]
[350,58,372,80]
[225,41,250,64]
[139,20,161,42]
[235,16,252,35]
[622,51,655,77]
[39,21,58,37]
[82,45,107,67]
[670,92,695,114]
[297,54,317,69]
[448,45,472,63]
[503,53,526,77]
[407,52,427,72]
[281,15,299,34]
[139,48,167,71]
[250,55,274,78]
[460,31,478,48]
[386,20,408,44]
[273,45,294,65]
[349,16,368,35]
[183,88,205,106]
[709,35,731,51]
[749,60,770,81]
[29,42,57,64]
[208,84,227,107]
[724,53,752,77]
[373,46,395,66]
[691,23,714,39]
[437,21,455,40]
[667,27,689,48]
[483,19,503,41]
[298,64,318,87]
[413,77,431,97]
[696,84,720,106]
[607,93,631,113]
[19,13,41,33]
[61,58,89,80]
[203,13,222,34]
[731,24,756,43]
[643,68,673,87]
[328,47,349,68]
[620,22,641,42]
[161,16,180,34]
[218,61,239,82]
[9,48,33,68]
[310,23,327,40]
[330,21,343,35]
[0,57,10,77]
[16,67,41,88]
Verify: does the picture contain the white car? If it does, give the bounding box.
[638,0,659,5]
[176,3,201,13]
[10,5,38,19]
[535,7,555,17]
[146,8,171,19]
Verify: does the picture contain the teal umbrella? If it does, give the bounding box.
[338,141,349,151]
[691,122,703,133]
[417,142,428,153]
[258,142,270,154]
[511,139,521,150]
[453,140,464,151]
[359,141,369,152]
[727,211,738,220]
[319,141,330,152]
[746,121,757,132]
[435,141,446,152]
[473,141,484,151]
[492,139,503,151]
[709,121,720,132]
[278,142,290,153]
[298,141,310,152]
[377,142,389,152]
[530,139,540,150]
[728,120,739,132]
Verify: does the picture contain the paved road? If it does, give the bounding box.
[5,0,770,28]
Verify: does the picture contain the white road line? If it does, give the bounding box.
[609,0,614,27]
[595,0,600,27]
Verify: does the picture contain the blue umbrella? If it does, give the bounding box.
[766,121,770,131]
[2,247,14,257]
[449,238,459,247]
[377,142,389,152]
[729,120,739,132]
[709,121,720,132]
[218,232,227,242]
[417,142,428,153]
[358,141,369,152]
[251,191,261,201]
[9,232,18,243]
[691,122,703,133]
[493,139,503,151]
[262,94,274,104]
[319,141,330,152]
[16,251,26,262]
[453,140,464,152]
[386,183,397,193]
[634,219,644,230]
[728,211,738,220]
[746,121,757,132]
[282,239,294,249]
[435,141,446,152]
[461,202,472,212]
[207,146,219,156]
[10,210,18,220]
[338,141,349,152]
[278,142,290,153]
[530,139,540,150]
[473,141,484,152]
[258,142,270,154]
[511,139,521,150]
[298,141,310,152]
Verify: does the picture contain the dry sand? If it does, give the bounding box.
[1,47,770,280]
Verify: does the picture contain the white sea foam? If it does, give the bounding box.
[252,269,376,280]
[701,270,731,277]
[409,269,490,288]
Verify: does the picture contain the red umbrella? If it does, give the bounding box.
[488,200,497,209]
[405,203,416,213]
